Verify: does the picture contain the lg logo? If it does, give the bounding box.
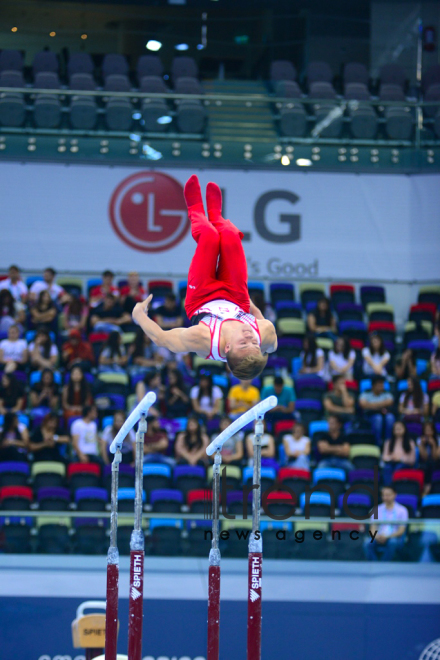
[253,190,301,243]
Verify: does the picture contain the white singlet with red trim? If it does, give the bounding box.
[195,299,261,362]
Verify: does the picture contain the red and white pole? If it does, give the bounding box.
[247,418,263,660]
[105,448,121,660]
[127,414,147,660]
[207,451,222,660]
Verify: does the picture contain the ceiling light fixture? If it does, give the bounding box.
[49,31,56,37]
[81,34,87,40]
[11,27,18,32]
[281,155,290,166]
[175,43,189,51]
[296,158,312,167]
[146,40,162,51]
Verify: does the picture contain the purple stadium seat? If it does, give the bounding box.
[270,60,297,82]
[344,62,369,87]
[68,53,94,79]
[33,51,59,76]
[307,61,333,85]
[380,63,406,89]
[0,49,23,72]
[171,56,198,82]
[137,55,164,80]
[102,54,129,79]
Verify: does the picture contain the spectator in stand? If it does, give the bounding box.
[317,414,353,471]
[165,369,190,417]
[29,328,59,371]
[362,333,390,377]
[120,272,146,310]
[299,335,326,378]
[62,365,93,421]
[190,373,223,426]
[0,289,25,333]
[227,379,260,417]
[430,346,440,378]
[29,412,69,462]
[381,421,416,485]
[29,268,68,304]
[433,319,440,350]
[100,410,135,465]
[29,368,59,411]
[359,375,395,444]
[0,265,28,302]
[71,404,100,463]
[175,415,209,465]
[141,417,170,463]
[0,324,28,372]
[211,416,244,465]
[98,331,128,372]
[329,337,356,380]
[282,421,311,470]
[307,297,337,338]
[61,297,88,335]
[418,421,440,489]
[90,293,129,333]
[62,329,94,371]
[135,371,163,416]
[154,293,183,329]
[128,328,162,375]
[395,349,417,381]
[250,291,276,323]
[89,270,120,307]
[432,391,440,422]
[0,372,25,414]
[398,377,429,422]
[30,290,58,332]
[260,375,296,422]
[324,375,355,422]
[245,420,275,466]
[0,412,29,461]
[365,485,408,561]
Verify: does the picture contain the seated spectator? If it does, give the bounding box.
[175,415,209,465]
[260,375,296,422]
[154,293,183,329]
[250,291,276,323]
[165,369,190,417]
[30,290,58,331]
[282,421,311,470]
[359,375,395,444]
[433,319,440,350]
[29,268,68,304]
[0,411,29,462]
[364,485,407,562]
[398,376,429,422]
[227,379,260,417]
[61,297,88,335]
[382,421,416,485]
[128,328,162,373]
[62,365,93,421]
[418,421,440,489]
[299,334,326,378]
[98,331,128,372]
[0,372,25,414]
[430,347,440,378]
[324,375,355,422]
[0,289,25,333]
[362,333,390,377]
[211,416,244,465]
[29,329,59,371]
[71,405,100,463]
[317,414,353,472]
[135,371,163,416]
[120,271,146,308]
[0,324,28,372]
[395,349,417,381]
[89,270,120,307]
[62,328,94,371]
[141,417,170,463]
[0,265,28,302]
[328,337,356,379]
[90,293,129,333]
[100,410,135,465]
[190,373,223,425]
[29,368,59,411]
[245,420,275,466]
[307,297,337,338]
[29,412,69,462]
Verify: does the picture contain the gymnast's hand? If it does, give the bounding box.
[132,294,153,324]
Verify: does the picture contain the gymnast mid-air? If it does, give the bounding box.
[132,174,277,379]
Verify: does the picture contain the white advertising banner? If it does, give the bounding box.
[0,162,439,282]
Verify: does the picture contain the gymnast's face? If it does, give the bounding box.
[225,325,260,356]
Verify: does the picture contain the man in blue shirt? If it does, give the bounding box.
[261,376,296,423]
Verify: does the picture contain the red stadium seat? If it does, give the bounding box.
[0,485,33,502]
[392,469,424,496]
[409,303,437,323]
[274,420,295,436]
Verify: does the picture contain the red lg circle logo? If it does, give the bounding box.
[109,171,190,252]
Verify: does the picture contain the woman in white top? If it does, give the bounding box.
[190,373,223,421]
[329,336,356,380]
[0,324,28,371]
[29,329,59,371]
[211,415,244,464]
[100,410,135,465]
[283,422,311,470]
[362,333,390,377]
[246,421,275,466]
[299,335,326,379]
[430,347,440,379]
[398,377,429,420]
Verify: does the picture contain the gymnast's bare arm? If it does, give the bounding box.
[132,295,208,355]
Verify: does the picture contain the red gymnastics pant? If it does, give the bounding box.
[184,206,250,320]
